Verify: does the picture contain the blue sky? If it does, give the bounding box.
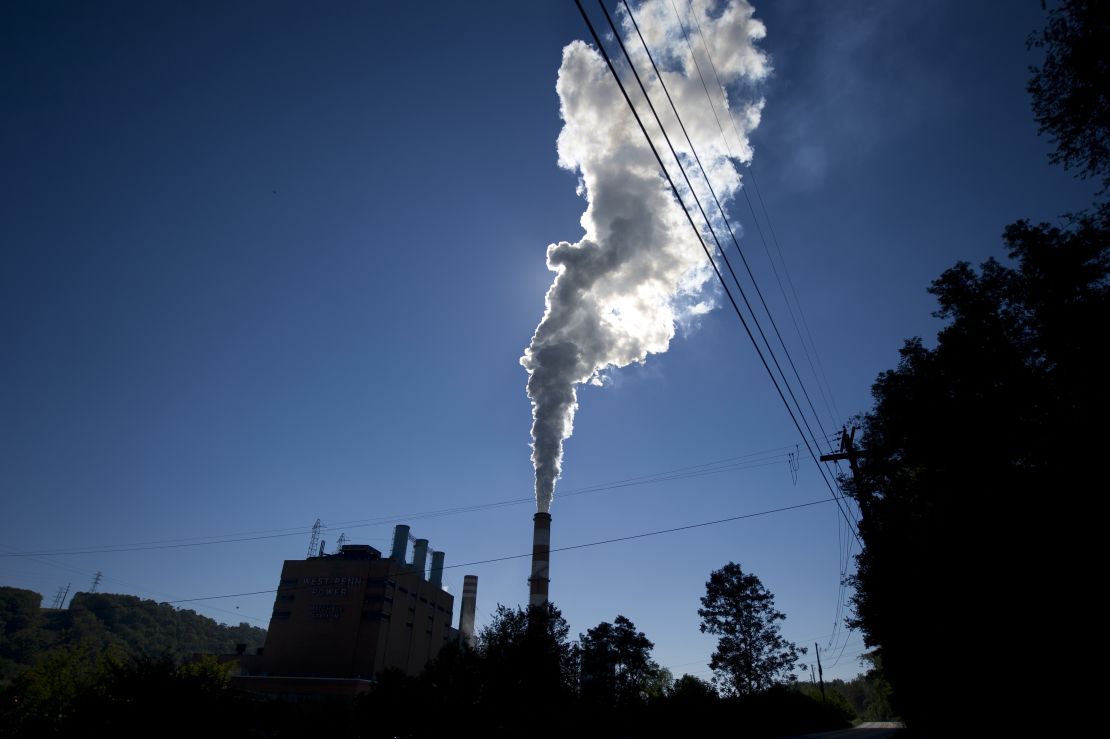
[1,1,1095,683]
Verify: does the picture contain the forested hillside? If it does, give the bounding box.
[0,586,265,684]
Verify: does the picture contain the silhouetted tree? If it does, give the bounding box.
[698,563,805,697]
[0,646,101,737]
[476,602,576,730]
[667,673,717,704]
[579,614,662,707]
[0,587,266,689]
[857,651,896,722]
[0,589,45,686]
[842,5,1109,730]
[419,639,485,723]
[1028,0,1110,192]
[845,210,1108,729]
[0,647,243,739]
[360,667,423,738]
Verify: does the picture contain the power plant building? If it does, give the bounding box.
[239,525,474,687]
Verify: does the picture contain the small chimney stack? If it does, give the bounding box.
[429,551,445,588]
[390,525,410,562]
[413,538,429,579]
[459,575,478,647]
[528,512,551,607]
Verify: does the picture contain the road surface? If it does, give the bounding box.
[787,722,904,739]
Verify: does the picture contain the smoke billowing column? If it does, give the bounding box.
[528,512,551,607]
[521,1,769,517]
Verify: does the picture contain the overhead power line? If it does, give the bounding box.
[577,0,859,546]
[744,161,843,425]
[0,543,268,625]
[635,0,835,454]
[665,0,858,639]
[156,496,843,606]
[619,2,846,572]
[0,442,803,559]
[598,9,863,655]
[674,0,843,430]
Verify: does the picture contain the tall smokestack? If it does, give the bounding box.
[413,538,429,579]
[528,512,551,607]
[429,551,445,588]
[459,575,478,648]
[390,525,410,562]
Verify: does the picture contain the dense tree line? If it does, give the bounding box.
[0,649,243,738]
[844,0,1107,732]
[845,206,1107,731]
[345,601,854,739]
[795,654,895,725]
[2,573,871,738]
[0,586,265,687]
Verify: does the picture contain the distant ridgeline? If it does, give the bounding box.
[0,586,266,684]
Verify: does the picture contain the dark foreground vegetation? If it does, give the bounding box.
[0,586,265,687]
[1,584,887,739]
[0,604,850,739]
[843,1,1107,733]
[0,649,853,739]
[8,3,1098,735]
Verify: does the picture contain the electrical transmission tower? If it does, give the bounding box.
[51,583,71,609]
[336,533,349,550]
[90,571,103,592]
[307,518,324,558]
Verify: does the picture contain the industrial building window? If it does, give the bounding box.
[273,611,291,620]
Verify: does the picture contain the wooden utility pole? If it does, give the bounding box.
[820,427,863,475]
[821,427,872,516]
[815,642,826,701]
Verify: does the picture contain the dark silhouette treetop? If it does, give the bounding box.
[476,601,577,712]
[698,562,805,697]
[841,3,1109,718]
[845,208,1108,730]
[579,614,661,707]
[0,587,265,687]
[1028,0,1110,192]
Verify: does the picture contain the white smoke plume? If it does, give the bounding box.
[521,0,769,513]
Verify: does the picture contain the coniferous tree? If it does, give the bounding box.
[579,615,661,707]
